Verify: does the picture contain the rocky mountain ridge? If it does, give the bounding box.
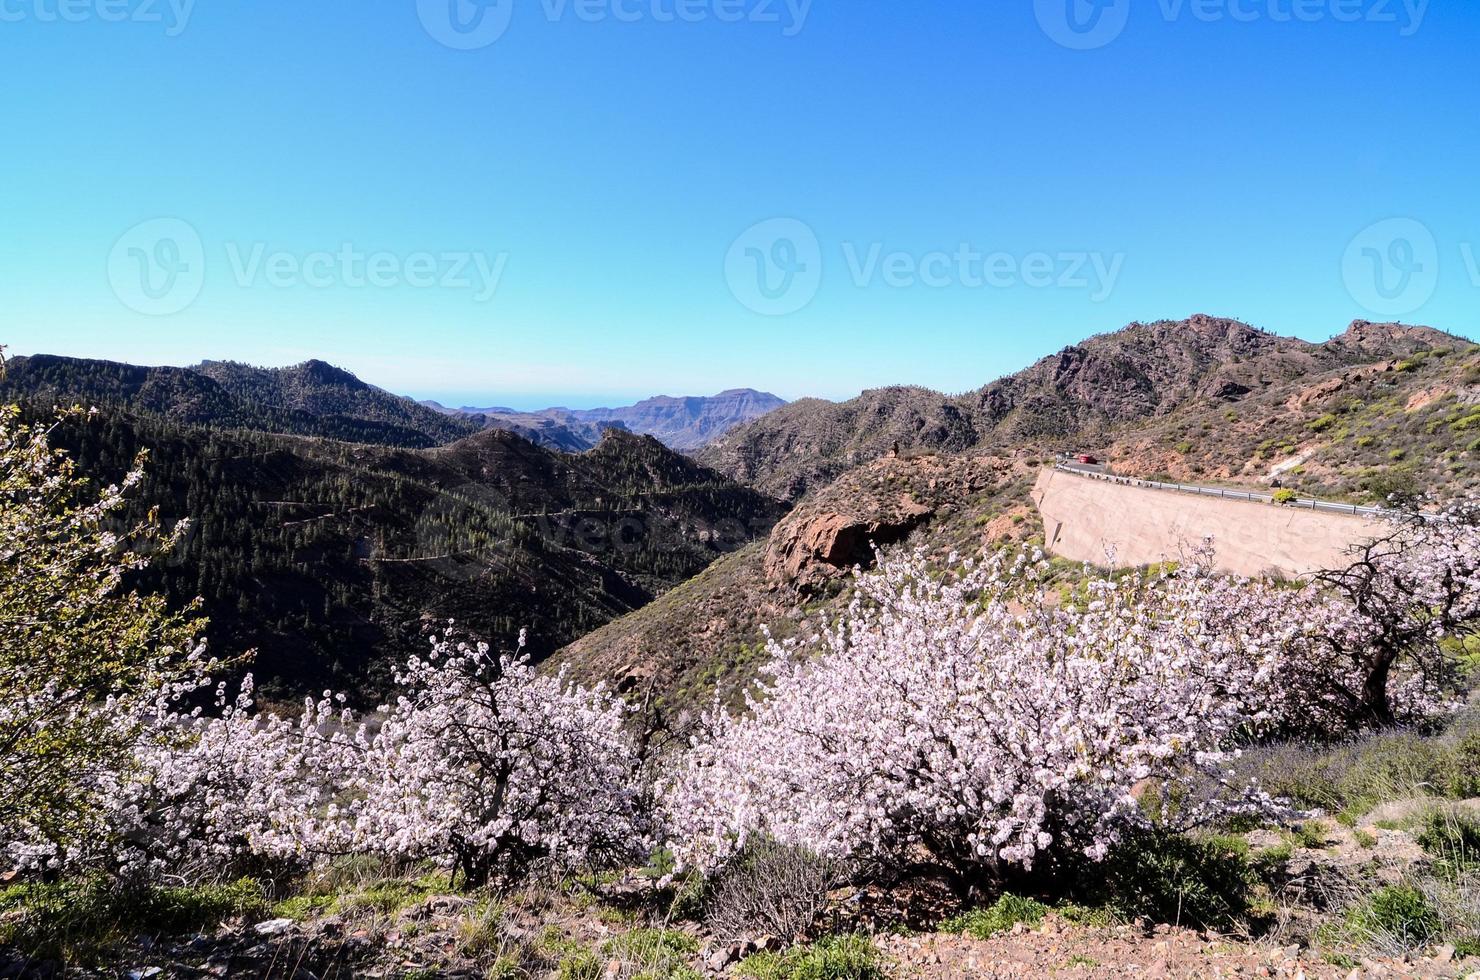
[696,317,1467,500]
[427,388,787,452]
[2,354,483,449]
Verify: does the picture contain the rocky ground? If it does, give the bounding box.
[5,910,1475,980]
[5,798,1478,979]
[882,919,1474,978]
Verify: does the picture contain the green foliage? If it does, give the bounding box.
[1307,414,1340,433]
[556,945,604,980]
[1416,810,1480,878]
[601,928,703,979]
[1068,830,1256,931]
[737,935,884,980]
[0,406,207,857]
[941,894,1048,938]
[0,878,267,961]
[1345,885,1442,950]
[1272,488,1298,505]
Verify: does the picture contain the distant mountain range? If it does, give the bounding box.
[422,389,788,452]
[1,355,785,454]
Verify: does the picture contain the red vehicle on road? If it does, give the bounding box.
[1074,454,1100,465]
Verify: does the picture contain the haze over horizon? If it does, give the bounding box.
[5,2,1479,406]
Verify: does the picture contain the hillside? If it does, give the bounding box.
[2,354,481,449]
[433,388,787,452]
[563,316,1478,709]
[697,316,1470,500]
[560,450,1040,711]
[39,409,786,703]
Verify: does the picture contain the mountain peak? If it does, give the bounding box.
[1333,319,1461,356]
[289,359,365,388]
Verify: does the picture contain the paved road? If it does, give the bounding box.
[1054,462,1420,522]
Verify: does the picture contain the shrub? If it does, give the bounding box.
[941,894,1048,938]
[1345,885,1442,951]
[737,935,883,980]
[1416,810,1480,878]
[601,929,703,980]
[1308,414,1340,433]
[704,840,842,944]
[1065,830,1256,931]
[1273,488,1298,505]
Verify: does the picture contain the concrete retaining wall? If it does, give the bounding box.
[1032,468,1382,578]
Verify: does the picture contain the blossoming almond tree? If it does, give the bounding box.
[0,406,212,870]
[1295,500,1480,731]
[663,549,1287,890]
[103,631,651,887]
[352,632,653,886]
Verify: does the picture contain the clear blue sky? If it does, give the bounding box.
[2,0,1477,409]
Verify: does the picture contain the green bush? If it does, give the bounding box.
[1346,886,1442,950]
[1272,488,1298,505]
[737,935,884,980]
[1068,830,1255,931]
[941,894,1048,938]
[1416,810,1480,878]
[1308,414,1340,433]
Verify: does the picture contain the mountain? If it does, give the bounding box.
[2,355,482,449]
[564,316,1479,711]
[422,402,620,453]
[433,389,787,452]
[696,316,1472,500]
[29,406,786,704]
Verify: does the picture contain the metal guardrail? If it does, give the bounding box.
[1053,463,1413,521]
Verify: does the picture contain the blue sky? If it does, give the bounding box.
[2,0,1477,409]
